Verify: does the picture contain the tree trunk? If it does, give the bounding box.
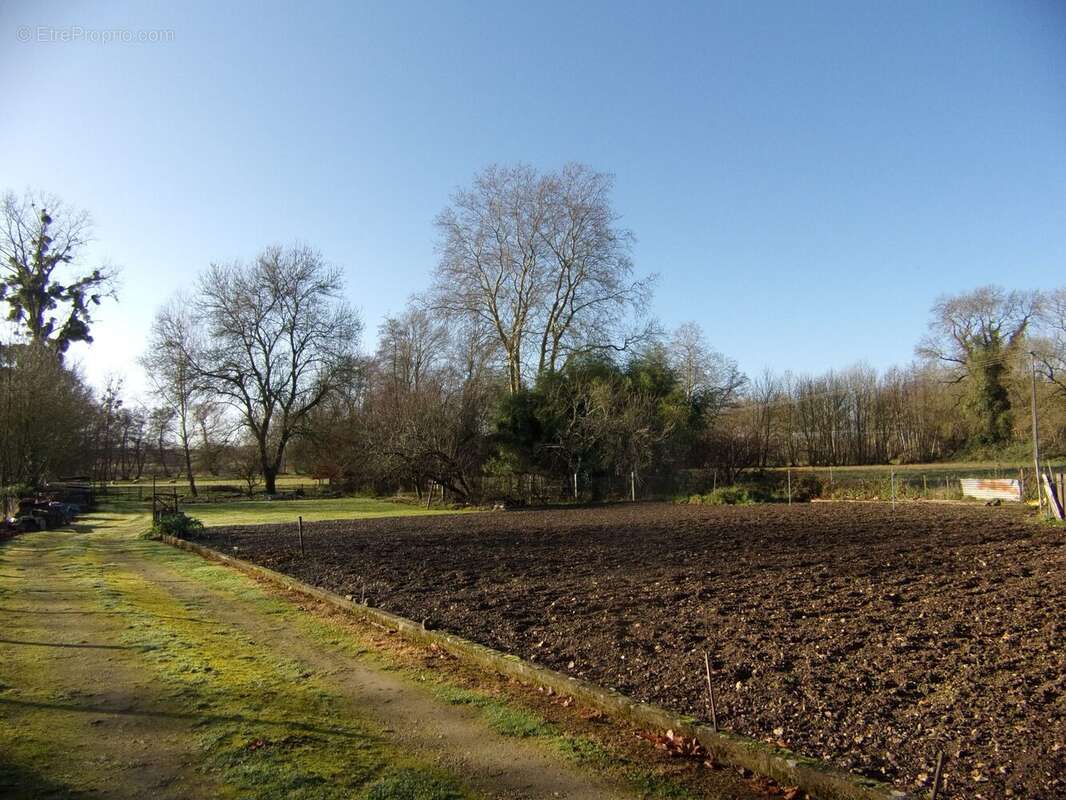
[263,466,278,495]
[182,442,197,498]
[158,433,170,477]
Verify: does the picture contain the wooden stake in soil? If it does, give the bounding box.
[787,468,792,506]
[703,651,719,733]
[297,515,305,556]
[930,751,946,800]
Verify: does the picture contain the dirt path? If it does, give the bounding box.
[0,535,216,798]
[101,536,641,800]
[0,512,666,800]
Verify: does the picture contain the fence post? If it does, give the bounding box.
[891,471,896,509]
[297,515,305,556]
[630,470,636,502]
[787,468,792,506]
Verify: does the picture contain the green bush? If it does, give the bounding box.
[701,486,758,505]
[1,483,31,517]
[152,511,205,538]
[793,474,824,501]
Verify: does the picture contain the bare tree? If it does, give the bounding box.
[376,307,448,392]
[0,341,96,487]
[141,295,206,496]
[1034,288,1066,395]
[191,401,232,476]
[146,406,175,477]
[668,321,746,411]
[92,375,124,481]
[432,163,654,393]
[188,244,361,494]
[0,191,116,353]
[917,286,1040,446]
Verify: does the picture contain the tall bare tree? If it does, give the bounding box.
[141,295,205,496]
[1033,288,1066,395]
[188,244,361,494]
[0,341,95,487]
[376,307,448,392]
[668,321,745,411]
[191,400,232,476]
[432,163,654,393]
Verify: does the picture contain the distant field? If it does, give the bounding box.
[178,496,469,527]
[102,473,322,489]
[775,460,1054,476]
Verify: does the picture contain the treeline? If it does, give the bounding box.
[5,173,1066,501]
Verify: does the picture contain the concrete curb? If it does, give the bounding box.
[160,534,912,800]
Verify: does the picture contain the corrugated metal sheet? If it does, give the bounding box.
[960,478,1022,502]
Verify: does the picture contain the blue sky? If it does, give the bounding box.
[2,0,1064,396]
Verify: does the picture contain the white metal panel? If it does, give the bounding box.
[960,478,1022,502]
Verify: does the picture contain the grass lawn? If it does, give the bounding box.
[103,473,322,489]
[180,496,471,527]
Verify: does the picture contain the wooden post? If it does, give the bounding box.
[703,651,718,733]
[1030,352,1044,516]
[1041,468,1064,520]
[297,516,305,556]
[630,470,636,502]
[891,471,896,509]
[930,751,946,800]
[573,471,578,500]
[923,474,928,498]
[787,468,792,506]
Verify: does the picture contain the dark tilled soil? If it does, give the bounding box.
[204,503,1065,799]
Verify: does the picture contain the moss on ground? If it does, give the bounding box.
[153,539,701,798]
[0,513,469,800]
[5,505,708,800]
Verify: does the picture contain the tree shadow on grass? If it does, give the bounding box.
[0,607,211,623]
[0,638,137,650]
[0,696,366,741]
[0,755,82,800]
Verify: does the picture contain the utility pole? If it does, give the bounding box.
[1031,352,1044,516]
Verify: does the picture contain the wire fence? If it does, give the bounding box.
[474,465,1052,505]
[90,464,1056,509]
[92,480,334,507]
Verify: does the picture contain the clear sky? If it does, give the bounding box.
[2,0,1064,397]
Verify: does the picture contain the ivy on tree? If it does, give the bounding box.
[0,191,115,353]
